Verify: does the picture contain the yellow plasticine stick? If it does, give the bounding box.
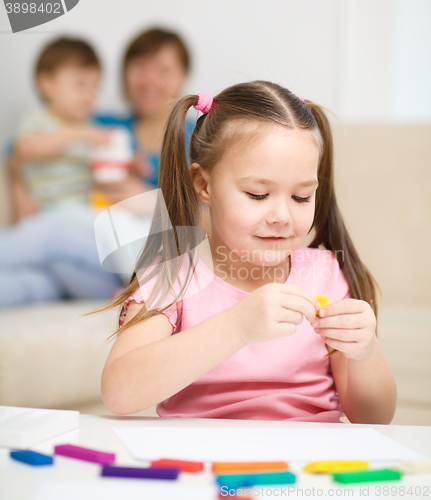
[304,460,369,474]
[315,295,331,316]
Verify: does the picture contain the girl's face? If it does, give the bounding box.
[199,125,320,267]
[124,44,187,118]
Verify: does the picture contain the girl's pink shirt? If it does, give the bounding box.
[122,243,350,422]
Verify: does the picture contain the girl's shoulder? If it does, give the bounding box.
[120,254,188,330]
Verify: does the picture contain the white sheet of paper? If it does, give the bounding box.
[31,481,216,500]
[113,426,424,462]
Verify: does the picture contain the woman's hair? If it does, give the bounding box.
[123,27,190,76]
[96,80,379,337]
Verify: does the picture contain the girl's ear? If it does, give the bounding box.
[190,163,211,205]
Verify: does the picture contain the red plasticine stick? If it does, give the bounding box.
[54,444,115,465]
[151,458,204,473]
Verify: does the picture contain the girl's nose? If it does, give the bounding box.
[266,199,292,225]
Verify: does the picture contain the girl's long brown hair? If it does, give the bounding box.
[93,81,378,336]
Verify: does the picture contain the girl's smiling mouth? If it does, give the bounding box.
[256,236,289,244]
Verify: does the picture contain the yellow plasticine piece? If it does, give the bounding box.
[304,460,369,474]
[315,294,331,316]
[90,189,113,210]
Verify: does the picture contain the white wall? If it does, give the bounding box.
[337,0,431,122]
[0,0,430,149]
[392,0,431,121]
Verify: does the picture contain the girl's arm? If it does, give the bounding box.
[101,301,246,415]
[102,284,319,415]
[330,344,397,424]
[316,300,397,424]
[15,125,111,160]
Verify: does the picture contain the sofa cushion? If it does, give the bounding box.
[0,300,118,408]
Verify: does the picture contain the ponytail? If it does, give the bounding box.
[159,95,201,230]
[89,95,205,336]
[307,103,379,320]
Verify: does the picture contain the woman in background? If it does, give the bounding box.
[95,27,194,203]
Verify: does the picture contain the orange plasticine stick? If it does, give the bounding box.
[212,461,288,473]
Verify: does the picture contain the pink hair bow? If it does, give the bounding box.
[194,92,213,114]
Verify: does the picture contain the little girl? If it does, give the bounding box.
[100,81,397,424]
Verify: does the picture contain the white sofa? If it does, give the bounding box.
[1,124,430,424]
[0,301,116,409]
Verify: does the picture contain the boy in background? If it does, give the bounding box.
[14,37,111,215]
[0,37,123,307]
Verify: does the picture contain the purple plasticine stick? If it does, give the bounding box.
[54,444,115,465]
[101,465,180,480]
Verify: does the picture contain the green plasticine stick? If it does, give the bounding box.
[217,471,296,489]
[333,468,403,484]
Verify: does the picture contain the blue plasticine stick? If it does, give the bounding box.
[217,471,296,489]
[10,450,53,466]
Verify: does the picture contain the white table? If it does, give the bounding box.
[1,415,430,500]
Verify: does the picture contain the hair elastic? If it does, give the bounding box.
[193,92,213,114]
[296,95,305,103]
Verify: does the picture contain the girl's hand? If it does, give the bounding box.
[313,299,377,361]
[229,283,320,344]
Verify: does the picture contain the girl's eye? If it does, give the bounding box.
[246,192,268,201]
[292,195,311,203]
